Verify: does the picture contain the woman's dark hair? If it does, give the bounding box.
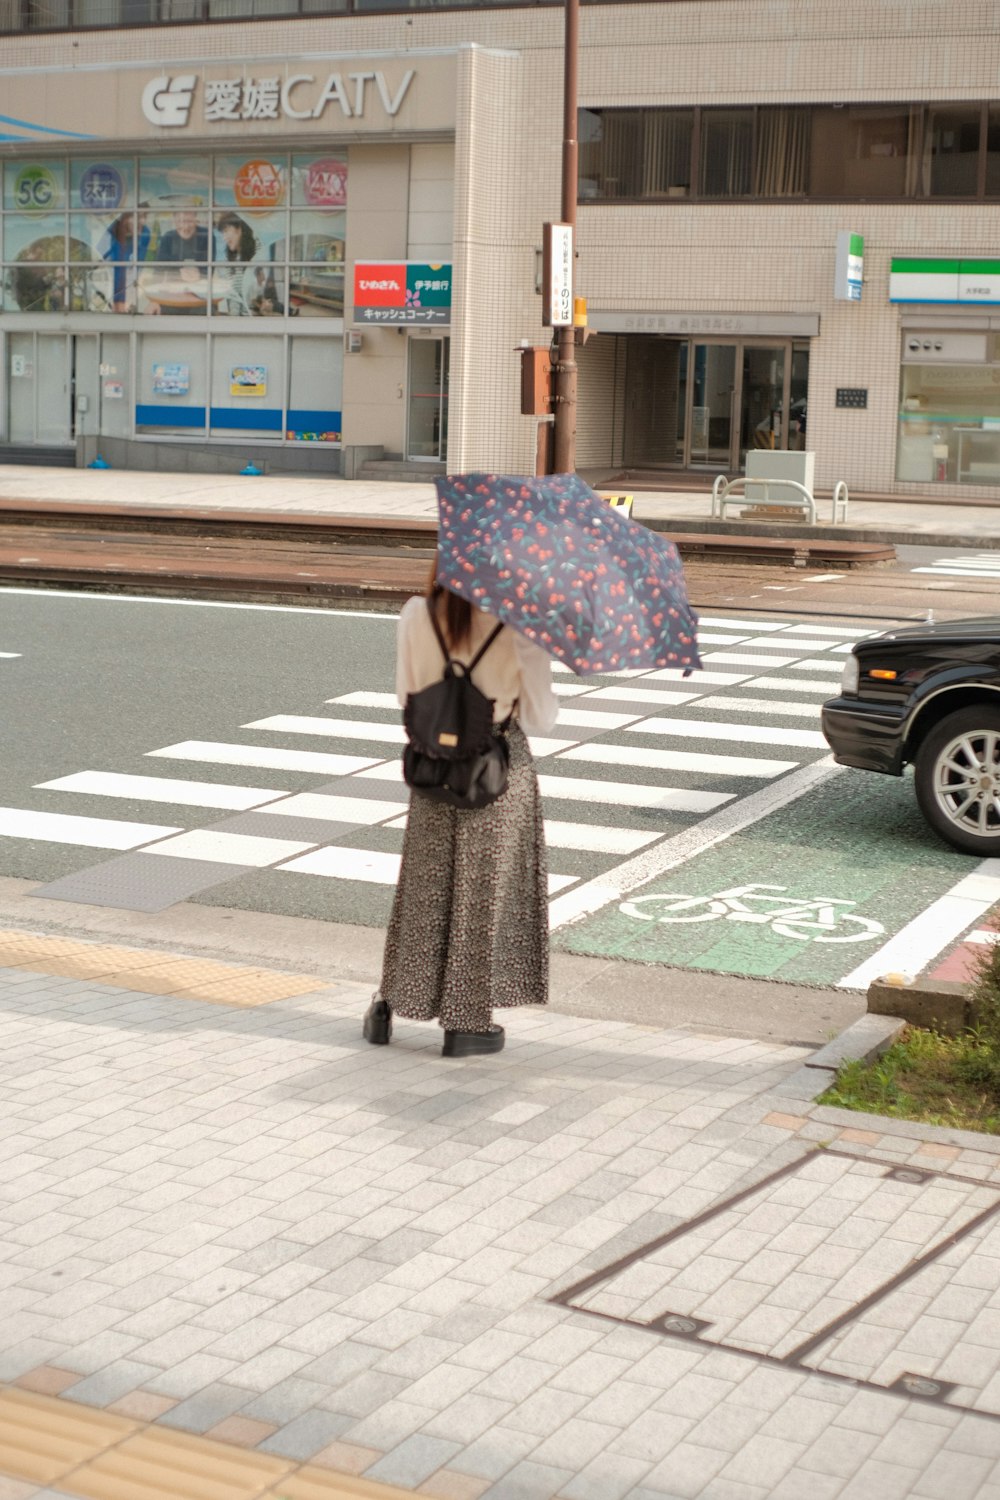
[427,554,473,650]
[217,212,257,262]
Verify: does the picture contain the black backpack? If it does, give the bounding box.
[402,598,512,810]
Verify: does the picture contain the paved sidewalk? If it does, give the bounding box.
[3,464,1000,544]
[2,931,1000,1500]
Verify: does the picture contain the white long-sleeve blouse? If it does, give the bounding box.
[395,595,559,736]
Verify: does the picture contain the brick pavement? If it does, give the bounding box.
[1,945,1000,1499]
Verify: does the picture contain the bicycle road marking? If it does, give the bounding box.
[619,885,886,944]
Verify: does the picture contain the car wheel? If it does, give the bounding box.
[914,706,1000,854]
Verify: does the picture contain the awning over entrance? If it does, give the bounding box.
[590,310,820,338]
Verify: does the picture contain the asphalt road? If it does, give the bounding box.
[0,582,993,998]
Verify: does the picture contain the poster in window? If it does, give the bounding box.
[230,365,267,397]
[152,362,190,397]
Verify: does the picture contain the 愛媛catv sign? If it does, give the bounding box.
[834,231,864,302]
[890,258,1000,306]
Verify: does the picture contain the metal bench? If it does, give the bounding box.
[711,474,849,525]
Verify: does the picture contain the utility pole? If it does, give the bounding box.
[551,0,579,474]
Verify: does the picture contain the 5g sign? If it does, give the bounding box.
[13,165,58,209]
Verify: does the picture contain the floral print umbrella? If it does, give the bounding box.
[435,473,701,676]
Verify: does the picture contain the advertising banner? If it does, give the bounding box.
[352,262,451,325]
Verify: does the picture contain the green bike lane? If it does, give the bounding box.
[552,766,987,988]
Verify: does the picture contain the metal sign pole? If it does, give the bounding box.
[552,0,579,475]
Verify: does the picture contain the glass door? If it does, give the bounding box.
[5,333,74,447]
[688,342,736,466]
[739,345,787,465]
[406,336,449,462]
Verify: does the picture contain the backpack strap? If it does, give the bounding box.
[426,594,504,673]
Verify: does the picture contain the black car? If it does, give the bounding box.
[821,616,1000,855]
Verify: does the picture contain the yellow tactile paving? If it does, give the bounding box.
[0,1385,421,1500]
[0,930,327,1008]
[0,1388,136,1485]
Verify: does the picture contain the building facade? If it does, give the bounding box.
[2,0,999,497]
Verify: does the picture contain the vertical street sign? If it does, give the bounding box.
[543,221,574,327]
[834,231,864,302]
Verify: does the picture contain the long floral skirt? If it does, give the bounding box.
[380,724,548,1033]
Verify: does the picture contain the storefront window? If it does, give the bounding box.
[987,108,1000,197]
[1,151,347,319]
[137,334,207,435]
[897,346,1000,484]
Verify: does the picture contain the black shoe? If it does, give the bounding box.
[442,1024,505,1058]
[363,996,392,1045]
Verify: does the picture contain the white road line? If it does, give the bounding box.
[276,844,575,893]
[257,792,403,824]
[543,820,661,854]
[781,623,875,637]
[801,575,844,584]
[553,683,602,698]
[693,632,752,644]
[549,708,643,730]
[837,859,1000,990]
[701,652,799,668]
[548,757,841,930]
[645,668,753,685]
[742,637,838,652]
[327,692,397,709]
[749,677,839,695]
[966,929,1000,946]
[696,695,822,719]
[382,811,661,855]
[0,587,399,620]
[559,743,797,778]
[536,774,733,812]
[787,660,845,674]
[913,566,1000,579]
[146,741,381,776]
[246,715,408,744]
[626,717,829,750]
[0,652,21,658]
[356,757,734,812]
[34,771,286,811]
[0,807,180,849]
[579,686,706,707]
[699,616,786,632]
[144,829,317,865]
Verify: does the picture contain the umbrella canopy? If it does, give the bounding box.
[435,473,701,676]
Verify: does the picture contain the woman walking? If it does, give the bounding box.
[364,570,558,1057]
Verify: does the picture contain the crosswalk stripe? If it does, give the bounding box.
[788,660,844,674]
[701,651,799,668]
[146,741,381,776]
[627,717,829,749]
[381,811,661,855]
[536,774,734,812]
[747,676,837,695]
[558,743,797,778]
[549,707,644,730]
[741,636,838,653]
[914,566,1000,577]
[327,692,398,709]
[575,686,706,707]
[145,829,316,865]
[781,623,876,637]
[699,616,785,632]
[0,807,180,849]
[695,695,822,720]
[694,632,752,644]
[246,714,408,744]
[34,771,286,811]
[646,668,752,685]
[0,652,21,659]
[276,845,575,893]
[256,792,403,824]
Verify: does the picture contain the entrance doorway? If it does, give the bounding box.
[624,336,809,472]
[4,332,101,449]
[406,336,449,463]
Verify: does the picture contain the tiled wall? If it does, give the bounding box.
[6,0,1000,490]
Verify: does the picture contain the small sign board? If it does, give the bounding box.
[543,222,573,327]
[836,387,868,409]
[353,261,451,325]
[834,231,864,302]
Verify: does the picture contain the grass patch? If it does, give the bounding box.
[818,1025,1000,1134]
